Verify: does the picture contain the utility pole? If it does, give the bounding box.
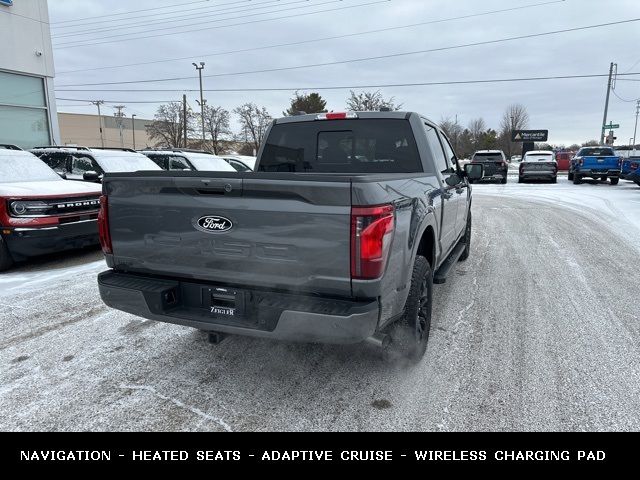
[183,94,188,148]
[633,100,639,153]
[114,105,126,148]
[131,114,137,150]
[91,100,105,148]
[600,62,616,145]
[193,62,206,146]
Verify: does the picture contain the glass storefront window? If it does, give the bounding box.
[0,105,50,149]
[0,71,46,108]
[0,70,51,149]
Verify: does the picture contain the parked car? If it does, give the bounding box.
[518,150,558,183]
[469,150,508,184]
[97,111,484,361]
[555,151,573,171]
[140,149,237,173]
[30,146,162,182]
[620,156,640,180]
[221,155,256,172]
[568,146,621,185]
[0,146,102,271]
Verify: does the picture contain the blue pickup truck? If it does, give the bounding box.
[568,146,621,185]
[620,156,639,181]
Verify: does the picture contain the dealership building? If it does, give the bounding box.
[0,0,60,149]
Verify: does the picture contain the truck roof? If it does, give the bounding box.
[273,111,435,125]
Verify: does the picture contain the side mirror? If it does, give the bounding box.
[83,171,100,182]
[445,173,462,187]
[58,172,67,180]
[464,163,484,180]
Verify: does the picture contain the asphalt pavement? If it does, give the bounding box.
[1,178,639,431]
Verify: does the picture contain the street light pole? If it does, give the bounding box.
[131,114,137,150]
[633,99,639,153]
[193,62,206,146]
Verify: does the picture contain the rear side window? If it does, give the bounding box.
[260,119,422,173]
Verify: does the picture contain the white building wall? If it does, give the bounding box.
[0,0,59,146]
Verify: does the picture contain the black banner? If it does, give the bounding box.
[1,432,634,472]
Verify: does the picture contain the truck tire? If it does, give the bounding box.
[0,236,14,272]
[518,176,524,183]
[501,176,507,184]
[568,171,574,181]
[610,177,619,185]
[458,212,471,262]
[551,176,557,184]
[573,173,582,185]
[386,255,432,362]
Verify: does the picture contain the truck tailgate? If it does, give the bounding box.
[104,174,353,297]
[582,156,618,169]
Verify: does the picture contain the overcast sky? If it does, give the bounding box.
[48,0,640,146]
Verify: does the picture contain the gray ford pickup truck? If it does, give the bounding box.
[97,111,482,361]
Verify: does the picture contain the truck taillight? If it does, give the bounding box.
[98,195,112,254]
[351,204,395,280]
[317,112,358,120]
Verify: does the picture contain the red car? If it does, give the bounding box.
[0,145,102,271]
[555,151,573,171]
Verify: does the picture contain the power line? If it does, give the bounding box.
[52,0,290,38]
[55,0,565,75]
[52,0,388,49]
[51,0,211,25]
[612,89,640,103]
[55,72,640,98]
[51,0,250,30]
[57,18,640,88]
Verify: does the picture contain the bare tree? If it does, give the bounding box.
[439,116,463,152]
[468,118,486,150]
[233,103,272,154]
[146,102,193,148]
[499,104,530,158]
[203,105,231,154]
[346,90,403,111]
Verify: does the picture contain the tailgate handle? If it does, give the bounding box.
[197,180,235,195]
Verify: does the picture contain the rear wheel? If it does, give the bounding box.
[610,177,619,185]
[0,236,14,272]
[518,176,524,183]
[573,173,582,185]
[501,176,507,184]
[601,175,608,181]
[568,171,574,181]
[458,212,472,262]
[551,176,557,184]
[386,256,432,362]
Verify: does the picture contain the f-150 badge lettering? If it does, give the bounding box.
[195,215,233,233]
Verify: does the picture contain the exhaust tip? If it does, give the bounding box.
[366,333,391,349]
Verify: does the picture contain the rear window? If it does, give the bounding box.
[578,147,614,157]
[473,152,503,162]
[259,119,422,173]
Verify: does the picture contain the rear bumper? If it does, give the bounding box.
[520,169,556,178]
[576,169,620,177]
[2,219,99,261]
[98,270,380,344]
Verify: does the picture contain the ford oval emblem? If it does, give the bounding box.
[195,215,233,234]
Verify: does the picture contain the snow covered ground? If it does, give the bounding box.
[1,177,639,432]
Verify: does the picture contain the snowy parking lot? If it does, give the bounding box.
[1,177,639,432]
